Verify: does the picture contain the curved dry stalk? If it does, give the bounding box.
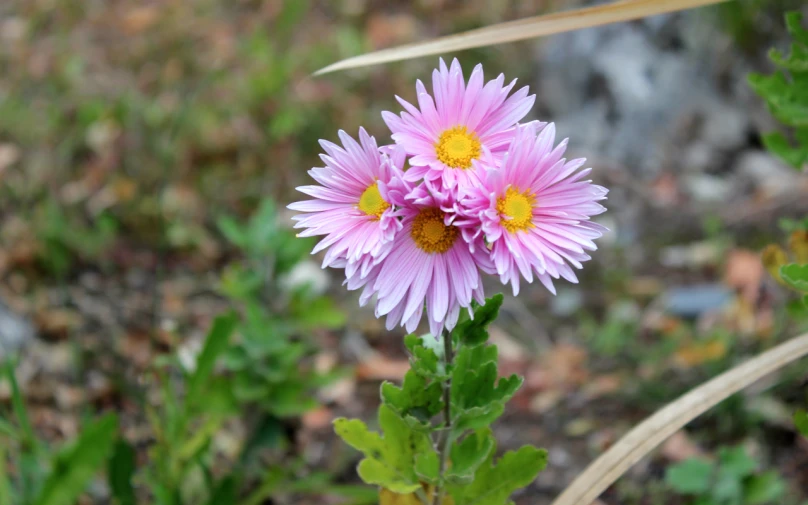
[314,0,729,75]
[551,331,808,505]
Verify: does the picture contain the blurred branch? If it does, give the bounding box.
[314,0,730,75]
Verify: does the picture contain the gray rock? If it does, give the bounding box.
[662,284,733,318]
[0,298,34,357]
[535,8,754,178]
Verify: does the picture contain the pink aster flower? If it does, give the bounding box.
[288,129,405,274]
[346,188,494,337]
[459,123,608,295]
[382,58,538,192]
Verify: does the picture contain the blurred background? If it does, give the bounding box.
[1,1,808,504]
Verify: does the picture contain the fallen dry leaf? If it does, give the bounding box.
[674,340,727,368]
[356,355,410,381]
[724,249,763,306]
[302,406,333,431]
[661,430,704,462]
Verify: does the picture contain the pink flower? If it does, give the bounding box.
[458,123,608,295]
[288,129,405,274]
[382,58,537,192]
[347,188,494,337]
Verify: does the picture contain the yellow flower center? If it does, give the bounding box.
[497,187,536,233]
[411,208,458,254]
[358,183,389,220]
[435,126,481,169]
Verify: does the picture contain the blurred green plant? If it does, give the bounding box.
[1,360,119,505]
[666,446,787,505]
[142,313,241,505]
[217,199,345,417]
[749,11,808,170]
[795,410,808,437]
[33,201,118,277]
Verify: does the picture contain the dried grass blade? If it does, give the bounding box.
[315,0,729,75]
[551,331,808,505]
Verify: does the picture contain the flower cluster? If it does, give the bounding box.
[289,59,608,336]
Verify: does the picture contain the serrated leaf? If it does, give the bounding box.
[744,471,786,505]
[334,406,432,494]
[405,335,446,380]
[665,458,714,494]
[34,414,118,505]
[781,263,808,292]
[795,410,808,437]
[454,295,503,347]
[447,430,495,485]
[381,371,444,428]
[414,451,440,484]
[451,344,522,430]
[108,439,136,505]
[448,443,547,505]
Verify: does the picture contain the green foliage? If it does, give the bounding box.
[381,371,444,430]
[33,201,118,277]
[336,296,545,505]
[453,294,503,347]
[108,440,137,505]
[217,199,345,417]
[33,414,118,505]
[666,458,714,494]
[334,406,434,494]
[666,446,787,505]
[780,263,808,292]
[749,12,808,169]
[451,343,522,431]
[447,443,548,505]
[795,410,808,437]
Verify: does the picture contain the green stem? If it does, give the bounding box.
[432,330,455,505]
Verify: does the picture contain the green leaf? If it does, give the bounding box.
[713,469,743,505]
[187,313,238,405]
[5,359,36,451]
[780,263,808,292]
[404,335,445,380]
[665,459,714,494]
[206,476,238,505]
[108,439,136,505]
[744,471,786,505]
[0,441,12,505]
[749,11,808,170]
[448,443,547,505]
[454,294,504,347]
[34,414,118,505]
[414,451,440,484]
[381,370,444,428]
[333,405,432,494]
[447,429,495,485]
[451,344,522,431]
[293,296,346,329]
[795,409,808,437]
[718,446,757,478]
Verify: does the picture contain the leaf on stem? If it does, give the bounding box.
[381,370,444,429]
[447,442,547,505]
[454,295,503,347]
[334,405,435,494]
[451,344,522,431]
